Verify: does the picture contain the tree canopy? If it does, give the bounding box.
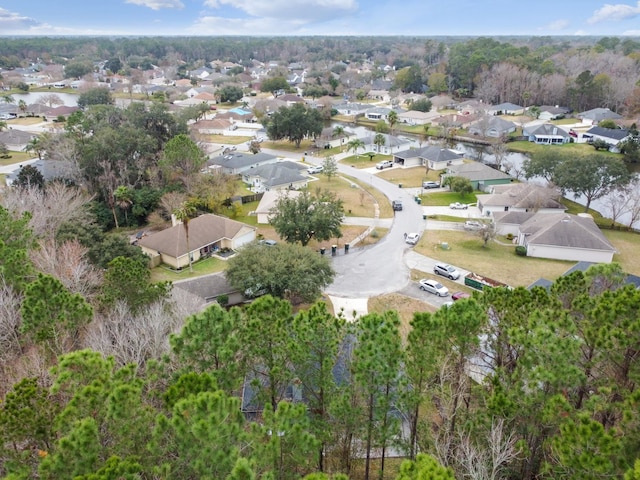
[268,189,344,246]
[266,103,324,148]
[225,242,334,303]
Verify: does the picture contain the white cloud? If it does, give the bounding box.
[125,0,184,10]
[0,7,41,30]
[543,19,569,31]
[587,1,640,24]
[202,0,358,21]
[187,15,305,35]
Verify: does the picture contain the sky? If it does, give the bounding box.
[1,0,640,37]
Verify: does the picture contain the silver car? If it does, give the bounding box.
[433,263,460,280]
[419,278,449,297]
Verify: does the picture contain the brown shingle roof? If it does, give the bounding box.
[138,214,255,258]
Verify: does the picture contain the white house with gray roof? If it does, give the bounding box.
[468,116,517,138]
[517,212,615,263]
[241,161,308,193]
[208,152,278,175]
[393,145,464,169]
[577,107,622,125]
[582,126,630,152]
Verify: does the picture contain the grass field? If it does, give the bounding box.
[0,151,34,166]
[420,190,479,206]
[375,166,440,188]
[340,153,392,168]
[368,293,436,340]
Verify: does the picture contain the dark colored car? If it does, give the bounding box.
[392,200,403,211]
[452,291,471,301]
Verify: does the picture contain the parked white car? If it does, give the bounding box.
[464,220,483,231]
[449,202,468,210]
[376,160,393,170]
[307,165,324,174]
[405,232,420,245]
[419,279,449,297]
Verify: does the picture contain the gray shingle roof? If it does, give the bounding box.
[447,161,512,182]
[586,126,629,141]
[210,152,276,170]
[520,213,615,251]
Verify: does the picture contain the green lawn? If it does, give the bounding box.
[420,190,478,206]
[507,140,620,157]
[150,255,228,283]
[340,153,392,169]
[0,151,34,166]
[376,166,440,187]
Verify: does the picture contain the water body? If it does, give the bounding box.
[13,91,79,106]
[333,121,637,225]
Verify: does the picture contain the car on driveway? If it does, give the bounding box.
[452,291,471,301]
[449,202,468,210]
[434,263,461,280]
[376,160,394,170]
[464,220,483,231]
[258,239,277,246]
[307,165,323,174]
[392,199,403,211]
[405,232,420,245]
[422,180,440,189]
[419,278,449,296]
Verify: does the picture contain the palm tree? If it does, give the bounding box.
[23,136,44,160]
[174,201,197,273]
[373,133,386,153]
[347,139,365,159]
[387,110,398,154]
[1,94,14,105]
[114,185,134,226]
[332,125,345,151]
[18,99,27,115]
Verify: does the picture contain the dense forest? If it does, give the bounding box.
[1,36,640,113]
[1,257,640,479]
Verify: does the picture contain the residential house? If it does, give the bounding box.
[191,118,232,135]
[367,89,392,103]
[359,132,414,155]
[208,152,279,175]
[241,161,309,193]
[468,116,517,138]
[393,146,464,170]
[254,189,302,224]
[432,112,478,129]
[477,183,565,217]
[577,107,622,125]
[398,110,440,126]
[365,106,393,121]
[6,159,78,186]
[334,102,371,117]
[524,123,572,145]
[0,129,37,151]
[581,126,630,152]
[487,102,525,116]
[278,94,305,106]
[517,212,615,263]
[430,94,457,111]
[444,161,513,191]
[529,261,640,292]
[537,105,570,121]
[315,127,357,149]
[138,214,256,270]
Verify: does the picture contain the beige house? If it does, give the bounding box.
[138,214,256,269]
[477,183,566,217]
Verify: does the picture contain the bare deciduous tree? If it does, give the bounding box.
[602,188,631,228]
[458,418,520,480]
[85,299,182,367]
[1,182,93,239]
[30,238,102,300]
[0,281,23,364]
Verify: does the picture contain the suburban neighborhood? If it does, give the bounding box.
[1,32,640,480]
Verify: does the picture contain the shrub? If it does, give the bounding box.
[515,245,527,256]
[506,233,514,241]
[216,294,229,307]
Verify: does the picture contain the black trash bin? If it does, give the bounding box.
[320,247,326,255]
[331,245,337,256]
[345,243,350,254]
